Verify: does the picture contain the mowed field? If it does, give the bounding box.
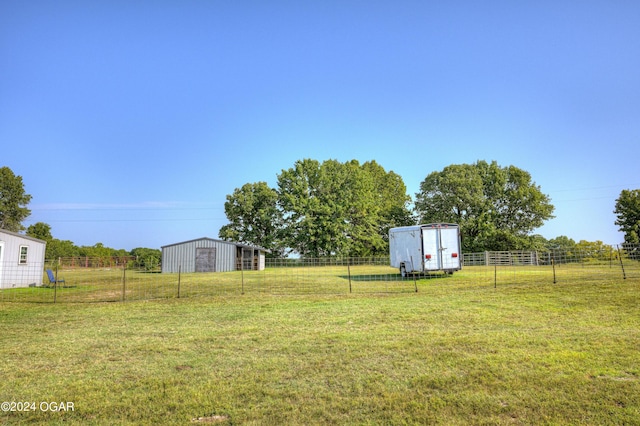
[0,268,639,425]
[1,264,424,303]
[1,260,635,303]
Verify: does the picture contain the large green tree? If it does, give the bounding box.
[220,159,413,257]
[26,222,53,241]
[276,159,413,257]
[415,160,554,252]
[218,182,284,257]
[277,159,380,257]
[362,160,415,242]
[614,189,640,245]
[0,166,32,231]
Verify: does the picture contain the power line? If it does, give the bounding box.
[547,183,640,193]
[25,217,228,223]
[30,206,225,212]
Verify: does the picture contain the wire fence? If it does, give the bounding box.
[0,247,638,303]
[53,256,137,269]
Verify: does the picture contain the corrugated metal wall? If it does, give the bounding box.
[161,238,237,273]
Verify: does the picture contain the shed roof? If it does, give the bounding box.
[0,228,47,244]
[161,237,270,252]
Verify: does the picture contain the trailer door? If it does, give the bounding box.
[439,227,461,270]
[421,228,441,271]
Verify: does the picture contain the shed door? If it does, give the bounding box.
[195,248,216,272]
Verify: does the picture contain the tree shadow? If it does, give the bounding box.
[339,273,453,282]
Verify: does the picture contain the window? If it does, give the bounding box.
[19,245,28,264]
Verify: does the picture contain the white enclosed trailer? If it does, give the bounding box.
[389,223,462,276]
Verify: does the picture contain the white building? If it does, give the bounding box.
[0,229,47,289]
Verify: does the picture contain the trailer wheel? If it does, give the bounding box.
[400,264,407,278]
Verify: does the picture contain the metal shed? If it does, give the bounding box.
[161,237,268,273]
[0,229,47,289]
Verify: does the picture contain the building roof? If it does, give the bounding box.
[161,237,270,252]
[0,228,47,244]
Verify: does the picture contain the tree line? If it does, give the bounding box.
[219,159,640,257]
[2,163,639,261]
[23,222,161,270]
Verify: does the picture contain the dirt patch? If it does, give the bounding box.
[191,415,229,423]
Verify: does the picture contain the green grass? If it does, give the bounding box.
[1,265,423,303]
[0,273,638,425]
[1,260,635,303]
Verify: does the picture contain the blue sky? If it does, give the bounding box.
[2,1,639,250]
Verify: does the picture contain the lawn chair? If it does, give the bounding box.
[46,269,66,286]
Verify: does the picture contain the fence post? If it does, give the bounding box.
[347,262,352,293]
[610,248,613,269]
[617,245,627,280]
[122,264,126,302]
[177,265,181,298]
[53,264,58,303]
[552,258,557,284]
[494,263,497,289]
[241,258,245,295]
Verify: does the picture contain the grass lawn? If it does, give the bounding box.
[2,260,633,303]
[0,275,638,424]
